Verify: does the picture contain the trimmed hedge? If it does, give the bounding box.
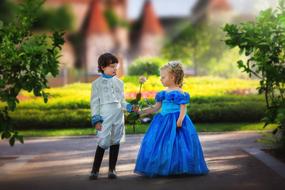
[189,102,265,122]
[10,109,90,129]
[7,96,266,129]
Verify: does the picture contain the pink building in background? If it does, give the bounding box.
[43,0,276,83]
[45,0,166,77]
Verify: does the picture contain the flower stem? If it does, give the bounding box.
[139,83,142,94]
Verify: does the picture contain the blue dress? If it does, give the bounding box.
[134,90,209,177]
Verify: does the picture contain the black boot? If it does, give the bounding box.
[108,144,120,179]
[90,145,105,180]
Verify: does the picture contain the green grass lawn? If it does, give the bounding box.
[17,123,277,137]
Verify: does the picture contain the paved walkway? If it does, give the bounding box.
[0,132,285,190]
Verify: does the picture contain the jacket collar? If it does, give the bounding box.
[102,73,114,79]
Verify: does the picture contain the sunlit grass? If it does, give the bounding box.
[17,123,276,137]
[19,128,96,137]
[196,123,276,132]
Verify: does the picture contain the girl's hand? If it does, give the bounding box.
[95,123,102,131]
[132,105,140,113]
[176,120,182,128]
[138,110,145,115]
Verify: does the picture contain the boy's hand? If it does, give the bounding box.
[176,120,182,128]
[95,123,102,131]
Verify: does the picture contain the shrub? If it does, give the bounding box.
[10,109,90,129]
[6,96,266,129]
[188,102,265,123]
[128,57,166,76]
[0,79,265,129]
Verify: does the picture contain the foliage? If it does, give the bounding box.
[0,77,266,129]
[5,95,266,129]
[0,0,17,23]
[104,8,129,29]
[224,0,285,147]
[34,4,73,31]
[162,23,227,75]
[0,0,64,146]
[207,48,249,78]
[128,57,166,76]
[0,0,73,31]
[2,95,266,129]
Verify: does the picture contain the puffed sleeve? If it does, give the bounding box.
[90,81,103,126]
[155,91,165,102]
[174,92,190,104]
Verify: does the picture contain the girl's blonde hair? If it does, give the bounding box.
[161,61,184,87]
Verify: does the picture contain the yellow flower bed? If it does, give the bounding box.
[8,76,259,108]
[123,76,259,97]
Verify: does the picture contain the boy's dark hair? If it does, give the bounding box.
[98,53,118,73]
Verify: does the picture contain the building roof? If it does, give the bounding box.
[45,0,91,4]
[140,0,163,35]
[210,0,231,11]
[84,0,110,36]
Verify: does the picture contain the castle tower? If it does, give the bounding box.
[208,0,233,24]
[137,0,164,57]
[106,0,129,76]
[84,0,114,75]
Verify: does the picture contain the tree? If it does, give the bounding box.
[162,23,226,75]
[0,0,16,23]
[0,0,73,31]
[33,5,73,31]
[224,0,285,148]
[0,0,64,146]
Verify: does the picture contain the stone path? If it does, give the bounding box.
[0,132,285,190]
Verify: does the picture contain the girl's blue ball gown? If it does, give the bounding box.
[134,90,209,177]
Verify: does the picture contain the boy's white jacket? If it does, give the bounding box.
[90,76,131,123]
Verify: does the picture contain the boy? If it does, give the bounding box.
[90,53,136,180]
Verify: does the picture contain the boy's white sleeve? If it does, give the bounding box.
[120,83,133,113]
[90,82,103,126]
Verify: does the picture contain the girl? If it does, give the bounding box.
[134,61,209,177]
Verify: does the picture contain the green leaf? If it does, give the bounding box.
[1,131,11,139]
[9,136,15,146]
[7,101,16,111]
[237,60,244,68]
[0,20,3,29]
[272,128,278,134]
[263,122,270,128]
[16,135,24,144]
[42,91,48,103]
